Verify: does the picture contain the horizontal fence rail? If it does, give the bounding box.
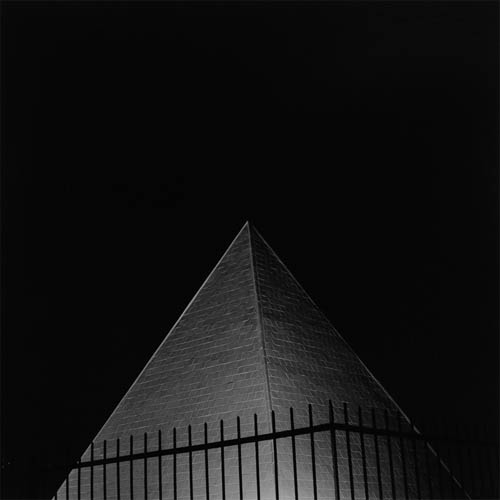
[43,402,499,500]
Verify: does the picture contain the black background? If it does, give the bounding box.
[1,1,498,497]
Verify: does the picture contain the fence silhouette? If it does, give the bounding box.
[43,402,499,500]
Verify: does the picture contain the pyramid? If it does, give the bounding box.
[56,223,462,500]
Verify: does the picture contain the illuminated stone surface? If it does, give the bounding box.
[55,223,457,500]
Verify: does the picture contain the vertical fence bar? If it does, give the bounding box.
[344,403,355,500]
[220,420,226,500]
[103,440,107,500]
[173,428,177,500]
[237,417,243,500]
[254,414,261,500]
[204,423,209,500]
[188,426,193,500]
[77,459,81,500]
[116,439,121,500]
[144,433,148,500]
[309,405,318,500]
[158,430,162,500]
[90,442,94,500]
[384,410,396,500]
[410,421,421,500]
[130,435,134,500]
[290,408,299,500]
[371,409,383,500]
[329,402,340,500]
[272,410,280,500]
[358,407,369,500]
[397,414,409,500]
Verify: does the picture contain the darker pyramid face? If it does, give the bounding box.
[54,223,463,500]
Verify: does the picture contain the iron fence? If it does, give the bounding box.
[42,402,499,500]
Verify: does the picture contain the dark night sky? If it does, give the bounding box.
[1,1,498,497]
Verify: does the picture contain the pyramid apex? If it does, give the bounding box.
[239,220,258,237]
[241,220,263,233]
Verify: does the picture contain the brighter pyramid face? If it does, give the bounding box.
[55,223,455,500]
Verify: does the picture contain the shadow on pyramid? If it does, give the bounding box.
[55,222,469,500]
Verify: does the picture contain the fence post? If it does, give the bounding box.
[77,458,81,500]
[409,420,421,500]
[343,403,355,500]
[358,407,369,500]
[384,410,396,500]
[90,442,94,500]
[237,416,243,500]
[188,426,193,500]
[397,413,409,500]
[204,423,209,500]
[116,438,121,500]
[220,419,226,500]
[158,430,162,500]
[272,410,279,500]
[144,433,148,500]
[290,408,299,500]
[130,435,134,500]
[173,428,177,500]
[309,405,318,500]
[254,414,261,500]
[371,409,383,500]
[103,440,107,500]
[329,402,340,500]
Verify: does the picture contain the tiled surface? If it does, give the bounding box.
[56,224,453,500]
